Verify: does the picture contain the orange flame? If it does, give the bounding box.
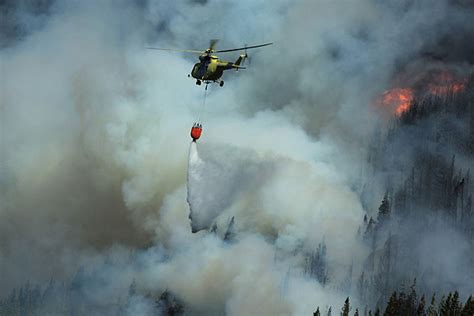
[377,70,467,117]
[379,88,414,116]
[426,71,466,96]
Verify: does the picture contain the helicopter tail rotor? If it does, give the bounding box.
[234,52,247,71]
[244,44,251,65]
[233,45,249,71]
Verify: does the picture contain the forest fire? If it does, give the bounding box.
[426,71,467,96]
[377,70,467,116]
[379,88,414,116]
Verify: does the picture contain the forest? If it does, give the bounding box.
[2,73,474,316]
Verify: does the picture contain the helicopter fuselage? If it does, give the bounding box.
[191,55,242,82]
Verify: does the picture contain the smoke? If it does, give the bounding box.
[1,0,474,313]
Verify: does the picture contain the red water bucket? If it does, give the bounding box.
[190,124,202,141]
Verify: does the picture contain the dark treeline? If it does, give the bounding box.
[314,286,474,316]
[2,277,473,315]
[0,278,184,316]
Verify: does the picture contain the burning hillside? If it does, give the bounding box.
[376,68,469,116]
[426,70,467,96]
[379,88,414,116]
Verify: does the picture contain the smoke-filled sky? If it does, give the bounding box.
[1,0,474,314]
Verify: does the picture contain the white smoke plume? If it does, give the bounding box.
[1,0,474,314]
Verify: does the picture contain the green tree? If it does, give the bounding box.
[403,279,418,315]
[342,297,350,316]
[377,194,391,224]
[314,307,320,316]
[449,291,462,315]
[427,295,438,316]
[439,295,449,316]
[417,295,426,316]
[461,295,474,316]
[384,292,399,316]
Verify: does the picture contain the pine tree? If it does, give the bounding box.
[461,295,474,316]
[377,194,391,224]
[405,279,418,315]
[314,306,321,316]
[223,216,235,242]
[384,292,399,316]
[439,295,449,316]
[417,295,426,316]
[342,297,350,316]
[155,290,184,316]
[365,217,376,237]
[317,241,329,285]
[450,291,462,315]
[306,241,329,285]
[357,272,366,303]
[427,294,438,316]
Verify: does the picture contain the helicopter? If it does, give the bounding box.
[147,39,272,87]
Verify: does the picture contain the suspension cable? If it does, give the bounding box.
[198,83,208,123]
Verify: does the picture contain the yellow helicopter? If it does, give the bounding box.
[147,39,272,87]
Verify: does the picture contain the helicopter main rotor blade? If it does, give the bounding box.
[214,42,273,53]
[146,47,203,54]
[209,39,219,51]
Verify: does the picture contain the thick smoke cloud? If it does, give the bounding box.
[1,0,474,314]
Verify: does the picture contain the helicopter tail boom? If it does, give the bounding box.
[232,65,246,70]
[232,53,248,71]
[234,53,247,66]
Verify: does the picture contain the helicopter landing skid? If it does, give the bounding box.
[194,78,224,87]
[202,79,224,87]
